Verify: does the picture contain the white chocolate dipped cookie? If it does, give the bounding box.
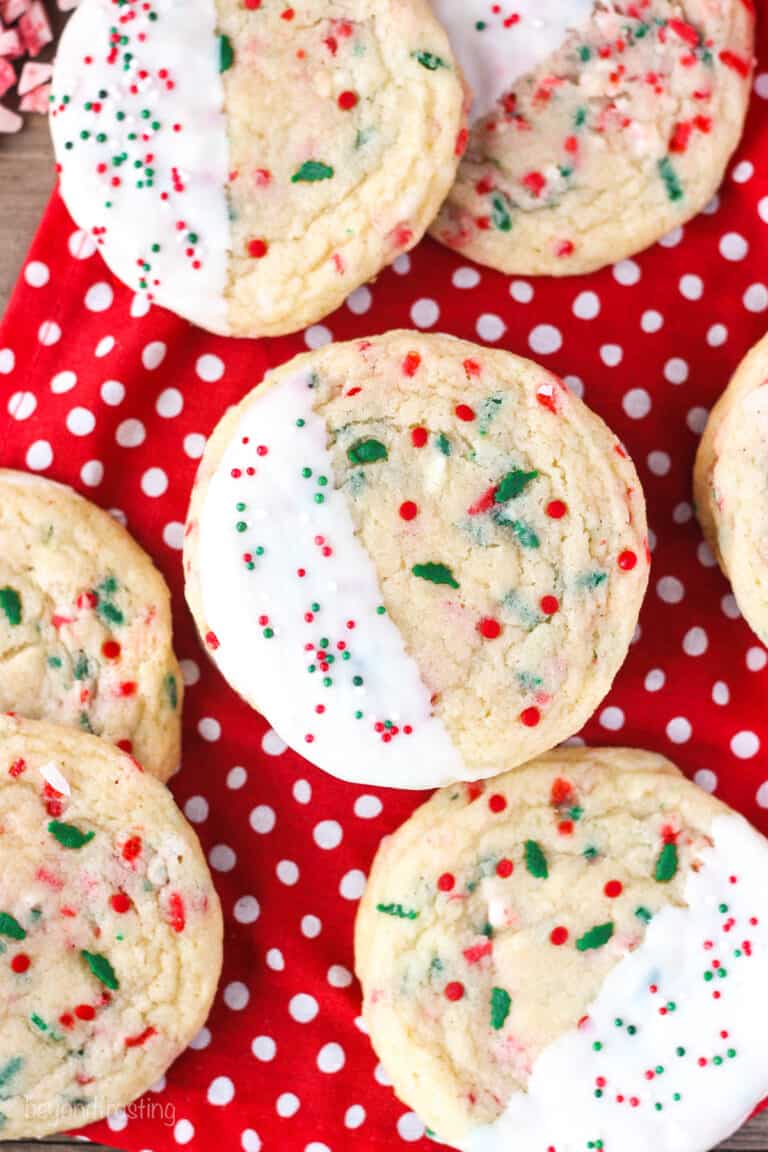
[0,714,222,1140]
[184,332,648,789]
[430,0,754,275]
[356,745,768,1151]
[49,0,466,336]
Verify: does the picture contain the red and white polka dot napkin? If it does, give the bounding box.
[2,15,768,1149]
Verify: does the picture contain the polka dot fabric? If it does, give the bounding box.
[3,19,768,1147]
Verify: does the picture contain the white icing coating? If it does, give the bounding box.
[431,0,594,123]
[197,373,465,789]
[50,0,230,331]
[466,814,768,1152]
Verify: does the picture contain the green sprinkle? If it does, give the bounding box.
[0,588,21,626]
[0,1058,22,1091]
[654,842,678,883]
[81,950,119,990]
[376,903,418,920]
[347,438,387,464]
[48,821,95,850]
[490,987,511,1030]
[583,845,599,861]
[414,50,446,70]
[219,34,234,72]
[524,839,548,879]
[627,1025,637,1035]
[436,433,452,456]
[0,914,25,941]
[292,160,334,183]
[658,156,684,203]
[635,905,653,923]
[47,656,63,669]
[491,192,512,232]
[676,1046,686,1057]
[576,922,614,952]
[412,563,459,590]
[578,571,608,590]
[164,673,178,711]
[495,469,538,503]
[494,514,540,550]
[30,1013,47,1032]
[73,651,91,681]
[592,1041,602,1051]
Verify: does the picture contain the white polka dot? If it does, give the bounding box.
[38,321,61,346]
[328,964,353,988]
[641,309,663,333]
[713,680,730,706]
[346,286,372,314]
[317,1042,345,1073]
[250,805,276,834]
[181,659,201,687]
[659,226,683,248]
[223,981,250,1010]
[313,820,343,850]
[476,313,506,342]
[411,298,439,329]
[106,1109,127,1132]
[744,283,768,313]
[157,388,184,418]
[673,502,693,524]
[184,796,209,824]
[397,1113,425,1142]
[85,281,114,312]
[26,441,53,471]
[66,406,96,436]
[141,467,168,497]
[130,292,151,319]
[683,626,708,656]
[392,253,411,275]
[0,348,15,374]
[196,354,225,382]
[306,1143,331,1152]
[613,259,640,286]
[697,541,717,568]
[657,576,684,604]
[277,859,299,886]
[757,781,768,809]
[198,717,221,741]
[453,266,480,289]
[340,869,366,900]
[189,1027,211,1050]
[720,232,748,261]
[707,324,728,347]
[305,324,333,349]
[8,391,36,420]
[510,280,534,303]
[68,229,97,259]
[95,335,115,358]
[81,460,104,488]
[100,379,124,406]
[345,1104,366,1129]
[210,845,236,873]
[732,160,753,183]
[694,769,718,794]
[262,729,287,756]
[679,274,703,301]
[599,706,625,731]
[721,597,741,624]
[116,418,146,448]
[208,1076,235,1106]
[142,341,166,371]
[289,994,319,1023]
[24,261,49,288]
[374,1062,391,1085]
[227,765,247,789]
[664,358,689,385]
[702,195,719,216]
[163,521,185,550]
[252,1035,276,1062]
[623,388,651,419]
[747,647,767,672]
[293,779,311,804]
[759,195,768,223]
[184,433,206,459]
[354,794,383,819]
[174,1119,195,1145]
[731,731,760,759]
[686,407,709,435]
[564,375,584,398]
[666,717,692,744]
[572,291,600,320]
[241,1131,262,1152]
[234,895,260,924]
[600,344,623,367]
[266,948,284,971]
[301,914,322,938]
[647,451,671,477]
[276,1093,300,1118]
[645,668,666,693]
[529,324,562,355]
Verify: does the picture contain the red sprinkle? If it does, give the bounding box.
[75,1004,95,1021]
[437,873,455,892]
[402,352,421,377]
[247,238,269,259]
[337,90,359,111]
[399,501,419,521]
[496,858,514,878]
[546,500,567,519]
[122,836,143,862]
[444,981,464,1001]
[618,550,638,571]
[101,640,121,660]
[604,880,623,898]
[411,427,428,448]
[550,926,569,946]
[125,1026,157,1048]
[488,793,507,813]
[520,707,541,727]
[477,617,502,640]
[455,404,476,422]
[11,953,30,974]
[110,892,131,914]
[540,595,559,616]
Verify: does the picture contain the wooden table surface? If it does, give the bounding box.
[2,18,768,1152]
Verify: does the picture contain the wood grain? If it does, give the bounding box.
[2,15,768,1152]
